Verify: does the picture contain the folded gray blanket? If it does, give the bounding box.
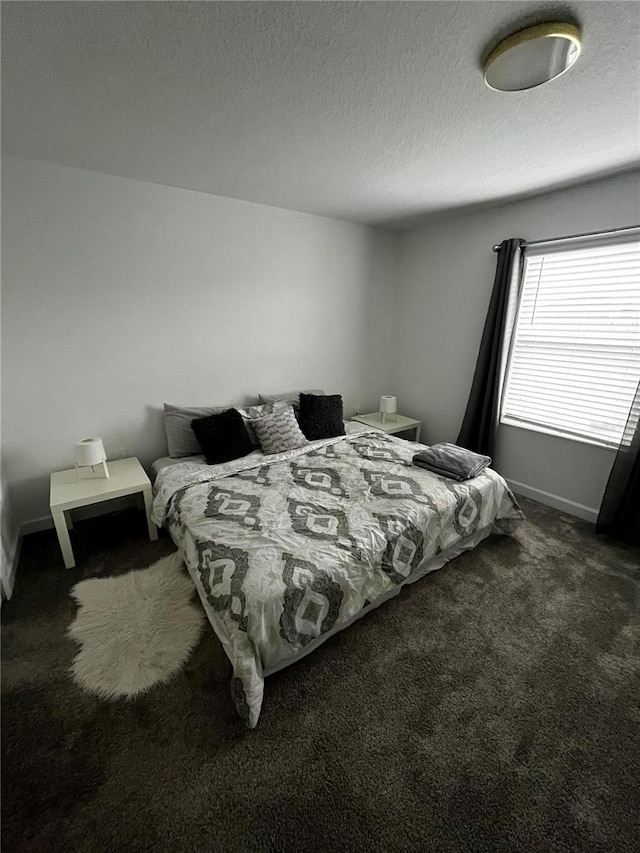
[412,443,491,481]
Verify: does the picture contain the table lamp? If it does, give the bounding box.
[379,396,397,424]
[74,437,109,479]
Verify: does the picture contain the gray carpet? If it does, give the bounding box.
[2,497,639,852]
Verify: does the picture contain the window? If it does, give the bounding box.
[502,235,640,447]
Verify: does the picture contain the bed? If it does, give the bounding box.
[151,423,523,727]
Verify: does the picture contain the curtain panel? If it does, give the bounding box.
[457,238,524,457]
[597,378,640,545]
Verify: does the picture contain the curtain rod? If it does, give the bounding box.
[492,224,640,252]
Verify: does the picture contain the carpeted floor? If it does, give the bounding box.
[2,497,639,852]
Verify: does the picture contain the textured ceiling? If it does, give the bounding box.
[2,1,639,227]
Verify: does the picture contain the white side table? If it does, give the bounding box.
[351,412,422,443]
[49,457,158,569]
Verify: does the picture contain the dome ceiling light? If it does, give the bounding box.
[483,22,582,92]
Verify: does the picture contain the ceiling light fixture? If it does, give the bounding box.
[483,22,581,92]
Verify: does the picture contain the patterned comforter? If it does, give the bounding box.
[152,428,523,726]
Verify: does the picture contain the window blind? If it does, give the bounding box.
[501,238,640,446]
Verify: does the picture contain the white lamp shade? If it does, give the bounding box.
[379,395,397,415]
[74,437,107,467]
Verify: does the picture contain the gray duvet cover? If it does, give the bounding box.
[152,428,523,726]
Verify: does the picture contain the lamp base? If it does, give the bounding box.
[380,411,397,424]
[75,460,109,481]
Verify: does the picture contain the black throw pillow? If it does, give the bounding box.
[298,393,345,440]
[191,408,254,465]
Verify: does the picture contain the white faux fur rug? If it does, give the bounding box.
[68,551,205,700]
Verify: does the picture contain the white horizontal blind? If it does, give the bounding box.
[502,238,640,446]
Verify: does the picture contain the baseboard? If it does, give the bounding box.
[20,516,54,536]
[21,495,139,537]
[7,495,142,599]
[507,479,599,523]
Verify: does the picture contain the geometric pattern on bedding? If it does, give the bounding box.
[439,481,485,537]
[374,514,426,583]
[196,541,250,633]
[289,460,346,496]
[286,499,357,552]
[362,468,424,499]
[204,487,262,532]
[305,443,343,460]
[279,552,343,649]
[234,465,272,486]
[230,676,251,721]
[351,434,411,465]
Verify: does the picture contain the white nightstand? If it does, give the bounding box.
[49,457,158,569]
[351,412,422,443]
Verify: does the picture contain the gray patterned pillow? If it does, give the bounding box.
[237,401,288,446]
[252,406,309,455]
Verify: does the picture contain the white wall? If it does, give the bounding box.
[1,156,397,534]
[394,170,640,520]
[3,155,637,574]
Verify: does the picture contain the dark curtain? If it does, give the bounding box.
[457,238,524,457]
[597,379,640,545]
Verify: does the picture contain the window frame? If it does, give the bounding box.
[499,233,640,450]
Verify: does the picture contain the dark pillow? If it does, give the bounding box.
[191,408,254,465]
[298,393,345,440]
